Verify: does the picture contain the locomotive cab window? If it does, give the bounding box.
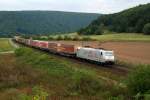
[100,52,103,55]
[105,52,113,56]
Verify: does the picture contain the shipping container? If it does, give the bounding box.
[58,44,76,54]
[39,41,49,49]
[27,39,31,46]
[24,39,30,45]
[31,40,40,47]
[48,42,60,53]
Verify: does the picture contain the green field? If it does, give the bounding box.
[0,38,15,52]
[46,33,150,42]
[89,33,150,42]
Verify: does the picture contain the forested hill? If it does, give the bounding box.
[0,11,100,36]
[78,3,150,35]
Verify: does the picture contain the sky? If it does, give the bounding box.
[0,0,150,14]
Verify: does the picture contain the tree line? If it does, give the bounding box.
[78,3,150,35]
[0,11,100,37]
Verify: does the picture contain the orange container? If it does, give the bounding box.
[48,42,60,52]
[59,44,76,54]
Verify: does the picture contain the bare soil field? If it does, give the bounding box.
[51,41,150,64]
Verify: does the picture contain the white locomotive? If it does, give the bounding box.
[76,47,115,64]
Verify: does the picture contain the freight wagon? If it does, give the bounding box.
[58,44,76,56]
[38,41,49,49]
[48,42,60,53]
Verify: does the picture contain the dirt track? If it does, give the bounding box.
[52,41,150,64]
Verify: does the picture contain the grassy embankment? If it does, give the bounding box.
[0,47,149,99]
[0,47,128,100]
[0,38,15,52]
[37,33,150,42]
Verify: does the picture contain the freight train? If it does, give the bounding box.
[13,36,115,64]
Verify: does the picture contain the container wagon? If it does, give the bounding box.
[58,44,76,56]
[38,41,49,50]
[48,42,60,53]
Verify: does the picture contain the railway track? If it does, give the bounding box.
[13,40,131,87]
[44,52,129,87]
[13,39,130,77]
[37,47,130,78]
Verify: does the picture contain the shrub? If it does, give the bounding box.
[17,86,48,100]
[82,37,93,41]
[63,35,72,40]
[56,35,64,40]
[126,65,150,95]
[143,23,150,35]
[72,35,80,41]
[48,36,55,40]
[15,48,33,57]
[68,71,102,95]
[15,48,27,56]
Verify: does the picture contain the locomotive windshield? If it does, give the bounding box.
[104,51,113,56]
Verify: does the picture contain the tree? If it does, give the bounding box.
[78,3,150,35]
[126,65,150,95]
[143,23,150,35]
[95,23,104,35]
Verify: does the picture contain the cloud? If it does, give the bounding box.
[0,0,149,13]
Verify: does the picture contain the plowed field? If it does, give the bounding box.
[52,41,150,64]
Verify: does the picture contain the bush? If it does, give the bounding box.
[72,35,80,41]
[48,36,55,40]
[126,65,150,95]
[63,35,72,40]
[68,71,102,95]
[143,23,150,35]
[82,37,93,41]
[16,86,48,100]
[56,35,64,40]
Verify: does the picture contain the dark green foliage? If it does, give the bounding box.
[69,71,101,95]
[82,37,93,41]
[78,3,150,35]
[0,11,100,36]
[56,35,64,40]
[126,65,150,95]
[63,35,72,40]
[48,36,55,40]
[143,23,150,35]
[72,35,81,41]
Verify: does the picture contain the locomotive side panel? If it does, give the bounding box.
[77,48,101,62]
